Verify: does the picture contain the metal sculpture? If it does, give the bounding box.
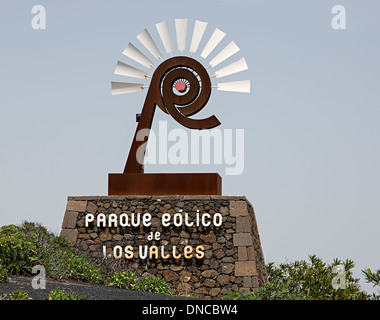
[109,19,250,195]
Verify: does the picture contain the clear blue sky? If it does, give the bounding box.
[1,0,379,293]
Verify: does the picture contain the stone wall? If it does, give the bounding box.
[60,195,267,299]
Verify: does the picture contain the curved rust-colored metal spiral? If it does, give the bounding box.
[124,56,220,173]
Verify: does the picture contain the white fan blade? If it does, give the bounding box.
[111,82,144,95]
[175,18,188,53]
[215,57,248,78]
[155,20,173,54]
[189,20,208,54]
[114,61,147,79]
[209,41,240,67]
[137,29,162,60]
[217,80,250,93]
[122,43,153,69]
[200,28,226,60]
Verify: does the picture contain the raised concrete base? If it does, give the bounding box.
[60,195,267,299]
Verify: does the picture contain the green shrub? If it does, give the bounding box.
[362,268,380,288]
[106,271,138,290]
[221,291,242,300]
[0,224,40,275]
[136,276,174,295]
[10,290,29,300]
[249,281,307,300]
[223,255,372,300]
[362,268,380,300]
[0,222,73,278]
[0,222,103,285]
[44,289,86,300]
[105,272,173,295]
[17,221,73,280]
[0,264,9,283]
[266,254,369,300]
[222,281,307,300]
[65,252,104,285]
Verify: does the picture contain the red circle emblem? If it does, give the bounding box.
[175,81,187,93]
